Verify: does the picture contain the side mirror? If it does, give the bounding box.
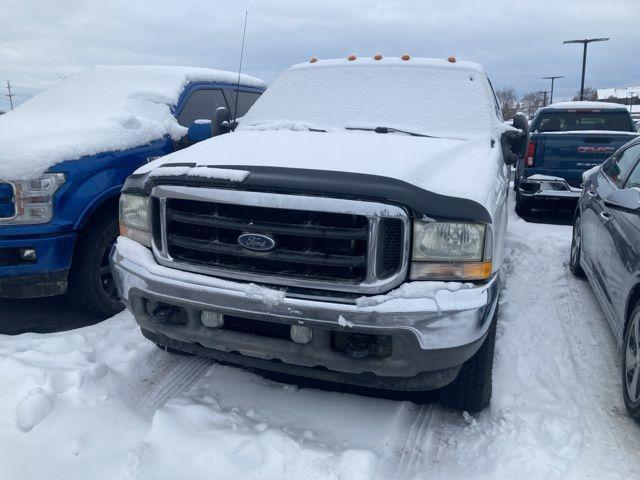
[187,119,213,144]
[511,113,529,158]
[604,188,640,212]
[212,107,231,137]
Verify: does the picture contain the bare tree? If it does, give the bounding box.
[520,91,546,118]
[495,86,518,120]
[572,86,598,101]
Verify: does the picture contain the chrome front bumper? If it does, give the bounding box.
[111,237,499,390]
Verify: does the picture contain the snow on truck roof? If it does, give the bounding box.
[0,65,265,180]
[239,56,503,140]
[542,101,630,111]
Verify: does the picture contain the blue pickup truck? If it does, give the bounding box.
[515,102,639,216]
[0,65,265,316]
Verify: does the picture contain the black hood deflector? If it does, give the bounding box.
[126,165,492,223]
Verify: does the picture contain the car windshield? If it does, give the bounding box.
[238,59,498,139]
[535,111,633,132]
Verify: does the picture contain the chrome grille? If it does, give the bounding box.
[151,186,410,294]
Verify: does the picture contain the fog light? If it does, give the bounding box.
[19,248,36,261]
[201,311,224,328]
[290,325,313,344]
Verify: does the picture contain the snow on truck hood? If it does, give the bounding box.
[0,65,265,180]
[137,129,503,211]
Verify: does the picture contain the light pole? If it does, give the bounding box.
[542,76,564,105]
[628,92,638,115]
[563,38,609,100]
[538,90,549,107]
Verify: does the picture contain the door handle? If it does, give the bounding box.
[600,211,613,222]
[586,189,598,197]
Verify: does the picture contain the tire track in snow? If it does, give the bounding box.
[377,402,441,480]
[555,267,640,477]
[126,353,213,416]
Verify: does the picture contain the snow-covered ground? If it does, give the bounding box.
[2,202,640,480]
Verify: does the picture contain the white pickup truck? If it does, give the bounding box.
[111,56,526,411]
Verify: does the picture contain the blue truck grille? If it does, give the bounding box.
[0,183,15,219]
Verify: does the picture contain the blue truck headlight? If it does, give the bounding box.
[0,173,66,225]
[410,221,493,281]
[119,194,151,246]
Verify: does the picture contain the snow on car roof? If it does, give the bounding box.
[239,56,503,140]
[0,65,265,180]
[543,101,630,110]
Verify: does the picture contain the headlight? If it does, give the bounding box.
[119,194,150,246]
[0,174,66,225]
[410,221,492,281]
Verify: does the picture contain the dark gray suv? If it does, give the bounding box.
[570,137,640,417]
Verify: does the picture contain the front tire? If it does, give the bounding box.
[68,213,123,318]
[569,213,585,277]
[437,308,497,412]
[623,306,640,419]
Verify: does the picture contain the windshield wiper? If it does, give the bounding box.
[345,126,439,138]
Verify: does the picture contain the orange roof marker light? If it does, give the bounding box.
[447,55,457,63]
[348,54,357,61]
[309,56,318,63]
[373,53,383,61]
[401,53,411,61]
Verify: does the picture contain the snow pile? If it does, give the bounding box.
[0,312,376,479]
[0,65,265,180]
[123,397,374,480]
[240,57,502,140]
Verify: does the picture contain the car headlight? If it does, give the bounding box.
[410,221,493,281]
[0,174,66,225]
[119,194,150,247]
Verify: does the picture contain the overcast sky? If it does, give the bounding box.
[1,0,637,111]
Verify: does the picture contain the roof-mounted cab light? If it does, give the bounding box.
[348,54,357,61]
[373,53,383,60]
[309,56,318,63]
[401,53,411,61]
[448,55,457,63]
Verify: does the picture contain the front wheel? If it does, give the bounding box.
[623,306,640,419]
[437,309,497,412]
[68,213,123,318]
[569,213,585,277]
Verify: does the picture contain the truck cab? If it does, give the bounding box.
[515,101,638,216]
[0,65,265,316]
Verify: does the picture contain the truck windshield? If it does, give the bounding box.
[535,111,633,133]
[239,60,497,139]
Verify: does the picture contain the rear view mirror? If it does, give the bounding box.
[187,119,213,144]
[604,188,640,212]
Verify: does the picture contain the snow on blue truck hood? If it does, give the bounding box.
[136,129,504,213]
[0,65,265,180]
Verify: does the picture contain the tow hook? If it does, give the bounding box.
[151,303,177,323]
[346,334,375,359]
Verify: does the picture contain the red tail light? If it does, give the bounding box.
[525,141,536,167]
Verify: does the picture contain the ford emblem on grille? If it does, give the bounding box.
[237,233,276,252]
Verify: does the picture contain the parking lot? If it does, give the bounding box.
[2,200,639,479]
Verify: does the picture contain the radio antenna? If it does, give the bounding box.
[233,11,248,124]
